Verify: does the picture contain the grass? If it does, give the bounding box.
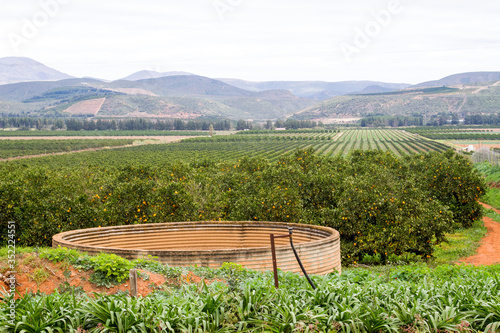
[19,254,39,268]
[0,246,36,259]
[483,187,500,208]
[432,217,487,265]
[29,267,50,287]
[475,162,500,183]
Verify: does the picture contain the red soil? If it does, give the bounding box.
[460,202,500,266]
[64,98,106,116]
[0,254,218,299]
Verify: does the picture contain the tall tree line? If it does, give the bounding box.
[0,117,231,131]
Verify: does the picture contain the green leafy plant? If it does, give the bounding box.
[89,252,134,284]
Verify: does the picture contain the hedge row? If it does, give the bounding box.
[0,149,485,265]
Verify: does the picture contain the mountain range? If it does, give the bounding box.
[120,70,194,81]
[0,57,499,122]
[294,84,500,123]
[0,57,73,85]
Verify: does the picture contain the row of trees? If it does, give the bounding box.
[273,119,324,129]
[359,114,463,127]
[351,112,500,127]
[0,149,484,265]
[417,113,500,127]
[360,116,424,127]
[0,117,232,131]
[464,113,500,125]
[0,117,65,130]
[0,116,322,131]
[231,119,325,131]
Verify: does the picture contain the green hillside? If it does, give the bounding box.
[108,75,254,97]
[294,84,500,120]
[2,69,500,121]
[0,75,314,120]
[98,95,242,118]
[0,78,103,102]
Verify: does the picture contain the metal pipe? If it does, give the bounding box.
[269,228,317,290]
[270,234,279,288]
[288,227,316,290]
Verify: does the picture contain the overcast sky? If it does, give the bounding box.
[1,0,499,84]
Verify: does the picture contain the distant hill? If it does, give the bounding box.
[0,57,73,85]
[0,78,106,102]
[108,75,256,98]
[414,71,500,88]
[102,76,314,119]
[120,70,194,81]
[218,79,410,100]
[2,58,500,121]
[0,75,315,120]
[354,85,399,94]
[294,84,500,122]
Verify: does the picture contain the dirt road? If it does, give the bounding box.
[460,202,500,266]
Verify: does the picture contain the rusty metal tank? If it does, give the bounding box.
[52,221,341,275]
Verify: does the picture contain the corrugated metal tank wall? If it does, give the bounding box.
[53,221,341,275]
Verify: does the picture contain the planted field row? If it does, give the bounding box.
[412,132,500,140]
[237,129,337,135]
[328,130,449,155]
[407,127,494,132]
[0,130,209,137]
[0,139,135,159]
[2,130,450,168]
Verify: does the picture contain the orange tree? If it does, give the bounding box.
[326,162,453,265]
[0,148,486,265]
[285,150,455,265]
[406,150,486,228]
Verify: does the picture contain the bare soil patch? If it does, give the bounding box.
[1,254,220,299]
[64,98,105,116]
[1,254,166,299]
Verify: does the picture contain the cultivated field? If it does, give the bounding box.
[407,127,500,150]
[0,129,451,166]
[1,128,498,333]
[0,139,135,159]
